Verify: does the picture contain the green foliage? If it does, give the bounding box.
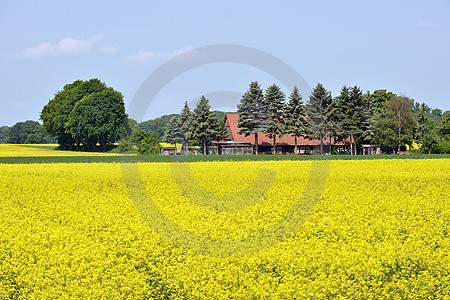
[192,96,221,155]
[118,138,135,153]
[306,83,333,154]
[131,130,160,155]
[285,86,307,138]
[237,81,264,154]
[361,92,377,147]
[135,114,177,139]
[372,89,396,117]
[377,96,415,152]
[162,115,183,145]
[262,84,286,154]
[68,88,127,152]
[0,126,10,144]
[436,112,450,139]
[179,101,193,147]
[5,120,54,144]
[25,134,42,144]
[40,78,127,151]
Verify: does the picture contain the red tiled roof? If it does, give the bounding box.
[224,113,351,146]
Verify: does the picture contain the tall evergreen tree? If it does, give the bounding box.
[414,102,430,144]
[162,115,183,150]
[346,86,366,154]
[306,83,333,155]
[179,101,193,153]
[333,86,352,153]
[237,81,264,155]
[192,96,219,155]
[285,86,307,154]
[262,84,286,154]
[361,92,377,154]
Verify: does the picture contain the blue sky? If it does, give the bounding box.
[1,0,449,126]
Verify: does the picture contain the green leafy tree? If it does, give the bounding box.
[237,81,265,155]
[372,89,396,117]
[306,83,333,155]
[192,96,220,155]
[179,101,193,153]
[67,87,127,152]
[262,84,286,154]
[41,79,106,149]
[41,79,125,151]
[436,112,450,139]
[134,114,177,139]
[6,120,48,144]
[25,134,42,144]
[0,126,10,144]
[285,86,307,154]
[131,130,160,155]
[383,96,416,152]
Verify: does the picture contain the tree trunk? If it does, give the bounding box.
[350,141,353,155]
[273,136,276,155]
[174,142,177,154]
[185,141,189,155]
[329,136,332,155]
[203,140,207,155]
[320,134,323,155]
[294,136,298,154]
[254,133,259,155]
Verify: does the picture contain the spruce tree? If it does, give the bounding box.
[237,81,264,155]
[179,101,192,153]
[347,86,366,154]
[306,83,333,155]
[192,95,218,155]
[262,84,286,154]
[162,115,183,150]
[334,86,353,154]
[361,92,377,154]
[285,86,307,154]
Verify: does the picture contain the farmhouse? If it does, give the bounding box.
[215,113,353,155]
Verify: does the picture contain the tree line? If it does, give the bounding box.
[162,81,449,155]
[2,78,448,155]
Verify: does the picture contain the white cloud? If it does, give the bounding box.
[126,45,197,64]
[125,50,155,64]
[99,45,117,54]
[416,20,439,29]
[21,35,100,58]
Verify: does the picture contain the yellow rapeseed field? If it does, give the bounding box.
[0,144,126,157]
[0,159,449,298]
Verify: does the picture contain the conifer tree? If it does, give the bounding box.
[237,81,264,155]
[285,86,307,154]
[179,101,192,153]
[347,86,366,154]
[262,84,286,154]
[162,115,183,151]
[192,96,219,155]
[361,92,377,154]
[306,83,333,154]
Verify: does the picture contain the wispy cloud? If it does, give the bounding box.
[126,45,196,64]
[21,35,101,58]
[125,50,155,64]
[99,45,117,54]
[416,20,439,29]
